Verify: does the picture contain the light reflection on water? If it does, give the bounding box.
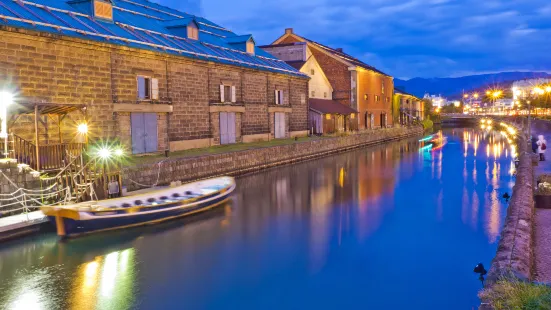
[0,128,515,310]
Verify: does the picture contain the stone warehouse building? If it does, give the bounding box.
[265,29,394,130]
[0,0,309,165]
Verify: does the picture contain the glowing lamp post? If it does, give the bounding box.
[0,92,14,158]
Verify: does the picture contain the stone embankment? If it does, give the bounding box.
[123,126,423,191]
[485,151,535,283]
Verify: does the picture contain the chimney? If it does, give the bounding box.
[335,48,343,53]
[285,28,293,34]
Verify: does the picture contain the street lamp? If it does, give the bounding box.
[77,123,88,135]
[0,92,14,158]
[473,93,479,99]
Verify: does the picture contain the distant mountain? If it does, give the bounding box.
[395,72,551,99]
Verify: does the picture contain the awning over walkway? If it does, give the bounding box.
[309,98,357,115]
[9,103,86,115]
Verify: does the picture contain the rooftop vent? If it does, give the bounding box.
[285,28,294,34]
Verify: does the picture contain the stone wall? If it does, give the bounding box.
[0,26,309,154]
[485,136,535,285]
[122,126,423,191]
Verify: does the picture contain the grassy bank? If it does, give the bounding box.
[480,278,551,309]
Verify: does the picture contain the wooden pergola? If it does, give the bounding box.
[7,103,88,171]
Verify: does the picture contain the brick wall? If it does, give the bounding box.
[357,70,394,128]
[122,126,423,191]
[0,26,309,154]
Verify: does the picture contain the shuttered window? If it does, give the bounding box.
[187,23,199,40]
[137,76,159,100]
[220,85,236,103]
[246,41,255,55]
[94,0,113,21]
[275,90,284,105]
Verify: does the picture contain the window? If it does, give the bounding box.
[310,69,315,75]
[325,114,331,120]
[94,0,113,21]
[324,92,327,98]
[364,94,368,100]
[220,84,236,103]
[350,113,355,119]
[387,97,390,102]
[246,40,255,55]
[311,90,315,97]
[375,95,381,102]
[137,76,159,100]
[381,81,385,94]
[275,90,284,105]
[187,23,198,40]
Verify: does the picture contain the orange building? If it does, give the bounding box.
[269,29,394,129]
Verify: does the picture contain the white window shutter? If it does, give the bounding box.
[220,85,225,103]
[280,91,284,105]
[275,90,279,104]
[231,86,236,103]
[151,78,159,100]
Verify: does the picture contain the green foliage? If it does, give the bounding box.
[479,278,551,310]
[422,99,433,118]
[421,117,433,129]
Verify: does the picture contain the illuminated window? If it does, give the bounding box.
[381,81,385,94]
[311,69,315,75]
[94,0,113,21]
[364,94,368,100]
[246,40,255,55]
[187,23,199,40]
[350,113,355,119]
[325,114,331,120]
[375,95,381,102]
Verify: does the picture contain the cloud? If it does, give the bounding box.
[156,0,551,78]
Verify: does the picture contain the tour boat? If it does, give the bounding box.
[41,176,236,238]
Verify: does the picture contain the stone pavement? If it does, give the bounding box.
[530,118,551,283]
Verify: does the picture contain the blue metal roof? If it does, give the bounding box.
[0,0,307,77]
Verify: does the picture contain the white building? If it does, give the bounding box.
[512,78,551,99]
[423,93,448,107]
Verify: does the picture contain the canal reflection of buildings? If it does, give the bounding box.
[233,139,427,271]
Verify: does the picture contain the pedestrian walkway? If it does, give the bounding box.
[529,119,551,283]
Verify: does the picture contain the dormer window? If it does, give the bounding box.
[187,23,198,40]
[246,40,255,55]
[94,0,113,21]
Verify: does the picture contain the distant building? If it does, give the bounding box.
[423,94,448,107]
[512,78,551,99]
[263,28,394,130]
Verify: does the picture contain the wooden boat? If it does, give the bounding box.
[41,176,236,238]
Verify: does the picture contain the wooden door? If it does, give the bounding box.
[131,113,157,154]
[144,113,158,153]
[220,112,228,145]
[275,112,285,139]
[220,112,236,145]
[131,113,145,154]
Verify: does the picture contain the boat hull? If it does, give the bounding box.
[47,194,229,238]
[42,176,236,238]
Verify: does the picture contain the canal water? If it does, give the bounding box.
[0,127,515,310]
